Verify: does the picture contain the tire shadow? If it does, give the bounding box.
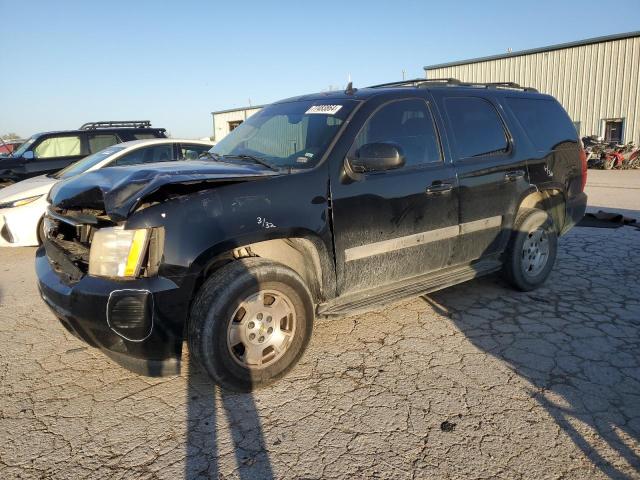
[423,231,640,479]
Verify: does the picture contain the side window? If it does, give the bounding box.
[88,134,120,153]
[133,133,159,140]
[113,145,174,167]
[33,135,81,159]
[506,97,578,151]
[353,98,441,167]
[180,144,211,160]
[444,97,508,158]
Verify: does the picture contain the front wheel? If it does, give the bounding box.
[502,208,558,291]
[188,258,314,392]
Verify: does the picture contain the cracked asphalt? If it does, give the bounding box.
[1,172,639,479]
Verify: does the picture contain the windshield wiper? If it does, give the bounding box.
[199,151,222,161]
[221,154,279,171]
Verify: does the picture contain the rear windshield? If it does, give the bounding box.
[506,97,578,151]
[210,100,358,170]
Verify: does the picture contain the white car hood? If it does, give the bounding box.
[0,175,56,203]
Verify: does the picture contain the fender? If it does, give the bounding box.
[189,228,336,302]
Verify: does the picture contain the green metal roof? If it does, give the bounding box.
[211,105,265,115]
[424,31,640,71]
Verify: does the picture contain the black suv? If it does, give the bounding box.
[36,79,587,391]
[0,120,166,185]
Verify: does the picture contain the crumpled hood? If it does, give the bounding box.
[0,174,56,203]
[48,160,280,221]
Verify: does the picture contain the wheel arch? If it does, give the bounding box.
[190,231,335,305]
[516,187,567,233]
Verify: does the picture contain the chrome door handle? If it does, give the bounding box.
[425,183,453,195]
[504,170,525,182]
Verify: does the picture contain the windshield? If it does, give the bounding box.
[211,99,358,169]
[10,136,37,157]
[53,146,126,179]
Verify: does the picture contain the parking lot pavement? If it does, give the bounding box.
[0,176,639,479]
[585,169,640,219]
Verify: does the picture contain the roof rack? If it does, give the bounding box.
[367,78,460,88]
[367,78,538,92]
[79,120,154,130]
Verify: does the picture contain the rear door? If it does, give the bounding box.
[87,132,121,154]
[330,95,459,295]
[431,91,531,264]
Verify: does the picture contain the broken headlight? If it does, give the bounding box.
[89,227,150,278]
[0,194,43,209]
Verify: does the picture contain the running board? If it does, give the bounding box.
[317,258,502,318]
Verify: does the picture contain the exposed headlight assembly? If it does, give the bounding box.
[0,194,43,209]
[89,227,150,278]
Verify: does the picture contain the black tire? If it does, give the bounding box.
[188,257,314,392]
[502,208,558,292]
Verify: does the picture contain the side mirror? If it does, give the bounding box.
[22,151,34,160]
[348,142,405,173]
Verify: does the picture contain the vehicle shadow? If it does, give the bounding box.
[184,264,275,480]
[423,232,640,479]
[185,359,274,479]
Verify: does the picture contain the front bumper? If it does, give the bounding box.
[0,197,47,247]
[561,192,587,235]
[36,246,189,376]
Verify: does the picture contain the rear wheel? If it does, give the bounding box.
[502,208,558,291]
[188,258,314,392]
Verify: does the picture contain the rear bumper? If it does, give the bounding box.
[561,192,587,235]
[36,246,190,376]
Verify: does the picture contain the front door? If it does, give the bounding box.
[431,92,530,264]
[23,133,85,179]
[330,96,459,295]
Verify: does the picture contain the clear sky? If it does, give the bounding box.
[2,0,639,139]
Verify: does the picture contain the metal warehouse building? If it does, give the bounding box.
[211,105,264,143]
[424,31,640,144]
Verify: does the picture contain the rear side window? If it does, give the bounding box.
[353,98,442,167]
[180,144,211,160]
[507,97,577,151]
[134,132,161,140]
[112,145,173,166]
[88,134,119,153]
[444,97,508,158]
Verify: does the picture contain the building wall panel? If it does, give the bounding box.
[426,36,640,144]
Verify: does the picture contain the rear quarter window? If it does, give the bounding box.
[443,97,508,159]
[506,97,578,151]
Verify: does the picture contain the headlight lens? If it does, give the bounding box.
[0,194,43,209]
[89,227,150,278]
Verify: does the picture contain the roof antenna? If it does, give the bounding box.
[345,74,357,95]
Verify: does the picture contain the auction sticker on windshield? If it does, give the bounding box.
[306,105,342,115]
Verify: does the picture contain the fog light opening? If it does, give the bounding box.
[106,289,154,342]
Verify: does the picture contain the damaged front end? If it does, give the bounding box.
[43,207,111,282]
[37,160,279,375]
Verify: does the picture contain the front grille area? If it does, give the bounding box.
[44,207,113,282]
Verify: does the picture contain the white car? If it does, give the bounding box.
[0,138,213,247]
